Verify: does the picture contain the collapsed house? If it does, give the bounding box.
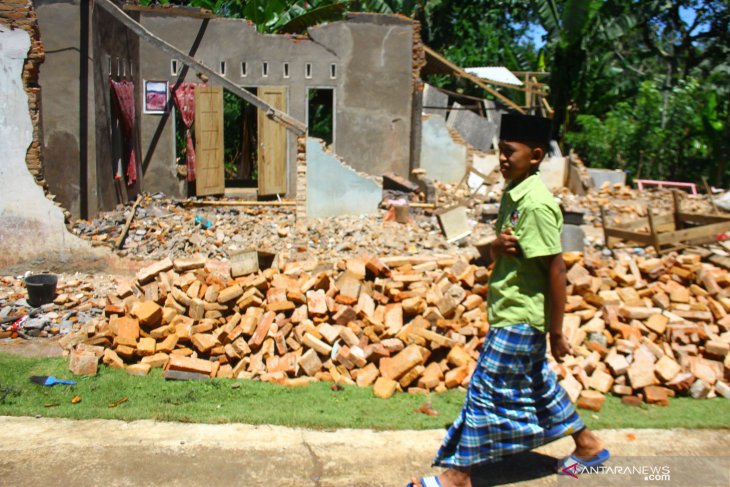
[2,0,566,266]
[34,1,556,216]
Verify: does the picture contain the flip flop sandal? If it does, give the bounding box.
[557,448,611,476]
[407,475,442,487]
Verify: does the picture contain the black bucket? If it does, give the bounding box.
[25,274,58,307]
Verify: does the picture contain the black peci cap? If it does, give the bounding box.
[499,113,552,145]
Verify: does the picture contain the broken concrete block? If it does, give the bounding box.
[134,301,162,327]
[655,356,681,383]
[217,284,243,304]
[436,205,471,243]
[102,348,124,369]
[136,258,173,285]
[298,349,323,376]
[356,363,380,387]
[715,380,730,399]
[380,344,424,381]
[137,337,156,357]
[588,370,614,393]
[173,255,206,272]
[444,365,469,388]
[69,350,98,376]
[126,363,152,376]
[690,379,711,399]
[373,377,398,399]
[576,390,605,412]
[306,289,328,316]
[628,362,656,389]
[644,385,670,406]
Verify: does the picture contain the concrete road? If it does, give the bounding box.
[1,416,728,486]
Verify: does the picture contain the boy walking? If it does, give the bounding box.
[410,114,608,487]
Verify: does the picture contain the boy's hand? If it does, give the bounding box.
[492,228,521,257]
[550,333,573,362]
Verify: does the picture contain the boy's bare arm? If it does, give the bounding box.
[546,253,572,361]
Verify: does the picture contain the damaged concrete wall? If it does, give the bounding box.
[446,102,497,153]
[306,138,380,218]
[1,0,45,188]
[138,13,333,198]
[0,26,95,268]
[309,14,415,178]
[419,115,467,184]
[35,0,100,217]
[422,83,448,118]
[37,7,418,208]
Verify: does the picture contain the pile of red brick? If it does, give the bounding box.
[62,254,490,399]
[61,249,730,406]
[555,251,730,409]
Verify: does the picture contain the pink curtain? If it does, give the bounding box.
[109,79,137,185]
[171,83,203,182]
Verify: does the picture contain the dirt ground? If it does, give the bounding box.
[0,416,728,487]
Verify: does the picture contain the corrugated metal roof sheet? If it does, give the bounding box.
[464,67,523,86]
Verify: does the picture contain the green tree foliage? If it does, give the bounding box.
[538,0,730,185]
[566,78,712,182]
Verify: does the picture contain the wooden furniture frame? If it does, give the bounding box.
[601,191,730,253]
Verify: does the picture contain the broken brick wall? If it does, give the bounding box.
[1,0,46,189]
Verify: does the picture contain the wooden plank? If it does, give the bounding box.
[604,228,654,245]
[115,194,142,249]
[257,86,288,196]
[195,86,225,196]
[424,46,525,114]
[95,0,306,135]
[613,214,673,231]
[678,212,730,225]
[657,220,730,246]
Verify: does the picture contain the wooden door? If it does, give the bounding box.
[257,86,288,196]
[194,85,224,196]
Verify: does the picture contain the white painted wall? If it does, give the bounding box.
[0,26,98,268]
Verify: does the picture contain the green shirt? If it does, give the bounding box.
[487,173,563,333]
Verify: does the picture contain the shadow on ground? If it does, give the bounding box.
[472,451,556,486]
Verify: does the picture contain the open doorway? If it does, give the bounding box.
[307,88,334,147]
[224,88,258,188]
[175,85,288,198]
[174,87,259,194]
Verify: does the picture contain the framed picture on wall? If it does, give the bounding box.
[143,80,169,114]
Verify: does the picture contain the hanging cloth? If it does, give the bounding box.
[109,79,137,185]
[170,82,203,182]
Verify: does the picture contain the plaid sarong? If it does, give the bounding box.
[433,323,585,469]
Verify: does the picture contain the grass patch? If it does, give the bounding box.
[1,352,729,430]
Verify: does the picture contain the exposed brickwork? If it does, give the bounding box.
[1,0,45,187]
[295,135,307,232]
[410,19,425,90]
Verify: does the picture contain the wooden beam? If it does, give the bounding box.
[184,200,298,207]
[678,212,730,225]
[423,46,525,114]
[115,194,142,249]
[123,4,216,19]
[604,228,654,244]
[95,0,307,135]
[657,221,730,246]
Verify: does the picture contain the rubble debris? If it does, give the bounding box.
[436,205,471,243]
[59,253,489,395]
[382,172,419,193]
[0,273,118,339]
[52,247,730,404]
[70,194,475,261]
